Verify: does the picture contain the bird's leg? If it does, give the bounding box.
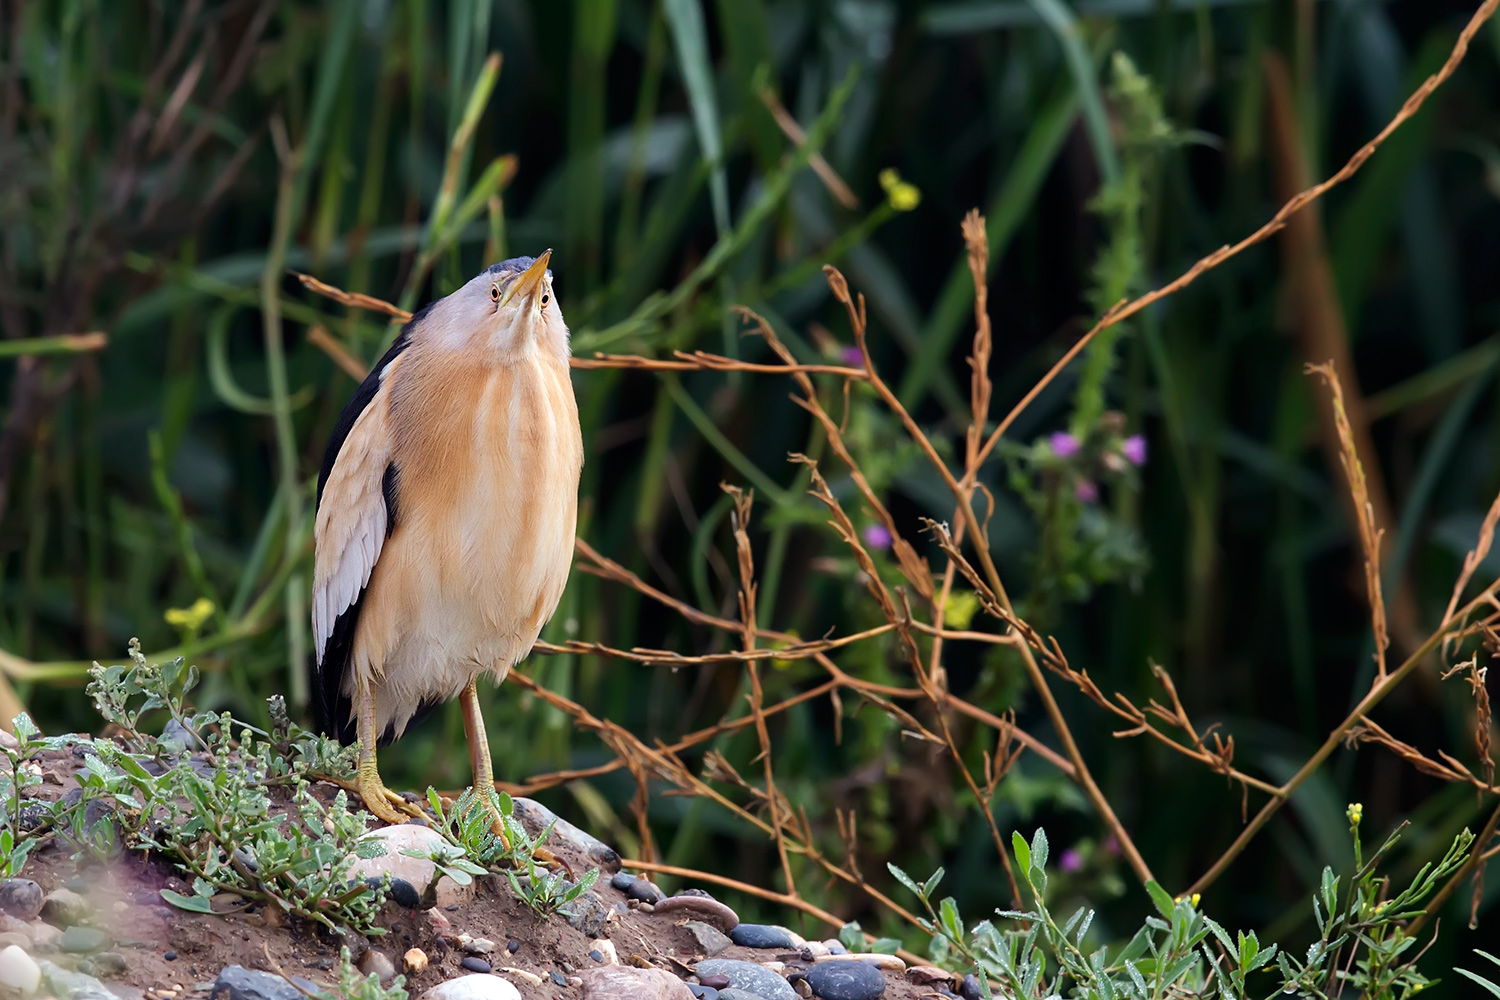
[459,677,510,849]
[354,681,424,824]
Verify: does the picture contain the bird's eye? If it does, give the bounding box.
[490,284,500,303]
[541,290,550,307]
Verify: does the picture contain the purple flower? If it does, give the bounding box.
[1121,434,1147,466]
[1060,848,1084,873]
[1075,479,1099,504]
[1048,431,1080,459]
[863,524,893,550]
[841,346,865,368]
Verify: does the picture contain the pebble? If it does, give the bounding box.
[959,974,983,1000]
[803,961,886,1000]
[610,872,638,891]
[42,887,91,926]
[460,956,492,974]
[685,920,732,956]
[347,825,473,909]
[357,949,398,983]
[468,937,498,954]
[384,877,422,909]
[507,939,520,953]
[729,924,800,950]
[821,941,848,955]
[719,991,767,1000]
[590,939,619,965]
[694,959,797,1000]
[687,987,720,1000]
[627,879,664,904]
[565,889,613,936]
[28,920,60,953]
[549,970,569,986]
[699,974,730,989]
[60,925,110,953]
[0,878,44,920]
[94,951,129,975]
[210,965,321,1000]
[404,948,429,973]
[418,975,524,1000]
[496,967,544,986]
[0,945,40,993]
[652,895,739,931]
[578,965,696,999]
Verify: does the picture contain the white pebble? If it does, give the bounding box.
[419,974,523,1000]
[0,945,40,993]
[814,952,907,970]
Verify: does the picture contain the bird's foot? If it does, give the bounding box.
[357,771,426,825]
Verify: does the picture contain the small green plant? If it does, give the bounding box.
[0,713,55,876]
[308,946,408,1000]
[892,813,1473,1000]
[62,642,392,934]
[427,784,601,917]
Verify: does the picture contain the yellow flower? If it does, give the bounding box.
[1346,802,1364,826]
[943,590,981,630]
[164,597,215,632]
[878,168,922,212]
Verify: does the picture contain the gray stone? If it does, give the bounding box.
[357,949,397,983]
[564,889,612,937]
[40,959,128,1000]
[718,992,763,1000]
[210,965,320,1000]
[0,878,44,920]
[694,959,797,1000]
[628,878,664,904]
[59,926,109,953]
[610,872,637,891]
[41,887,90,926]
[512,797,622,873]
[685,920,732,956]
[803,961,886,1000]
[729,923,800,950]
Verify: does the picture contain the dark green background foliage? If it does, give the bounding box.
[3,0,1499,982]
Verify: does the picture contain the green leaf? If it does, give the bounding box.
[1012,831,1031,874]
[1455,968,1500,998]
[1028,827,1049,871]
[887,863,924,900]
[160,888,215,913]
[1144,880,1176,919]
[923,866,946,898]
[661,0,727,234]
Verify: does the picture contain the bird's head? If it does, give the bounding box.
[421,250,568,362]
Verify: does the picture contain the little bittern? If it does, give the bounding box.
[310,252,582,835]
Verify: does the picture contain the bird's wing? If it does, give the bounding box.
[309,328,414,737]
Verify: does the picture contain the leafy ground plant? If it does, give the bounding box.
[892,810,1474,1000]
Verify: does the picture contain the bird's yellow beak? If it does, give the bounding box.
[501,249,552,308]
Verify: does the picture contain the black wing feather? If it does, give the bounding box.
[309,323,419,744]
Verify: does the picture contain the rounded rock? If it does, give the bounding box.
[688,987,720,1000]
[729,923,800,950]
[578,965,697,999]
[627,878,663,904]
[358,949,398,983]
[0,879,44,920]
[59,925,109,953]
[804,961,886,1000]
[959,973,983,1000]
[0,945,40,993]
[419,975,524,1000]
[404,948,429,973]
[651,895,739,931]
[460,956,492,974]
[41,887,90,926]
[347,825,473,909]
[610,872,638,892]
[693,959,797,1000]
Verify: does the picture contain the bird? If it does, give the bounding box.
[309,251,582,838]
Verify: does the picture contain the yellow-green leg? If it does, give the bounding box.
[355,681,425,825]
[459,677,510,847]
